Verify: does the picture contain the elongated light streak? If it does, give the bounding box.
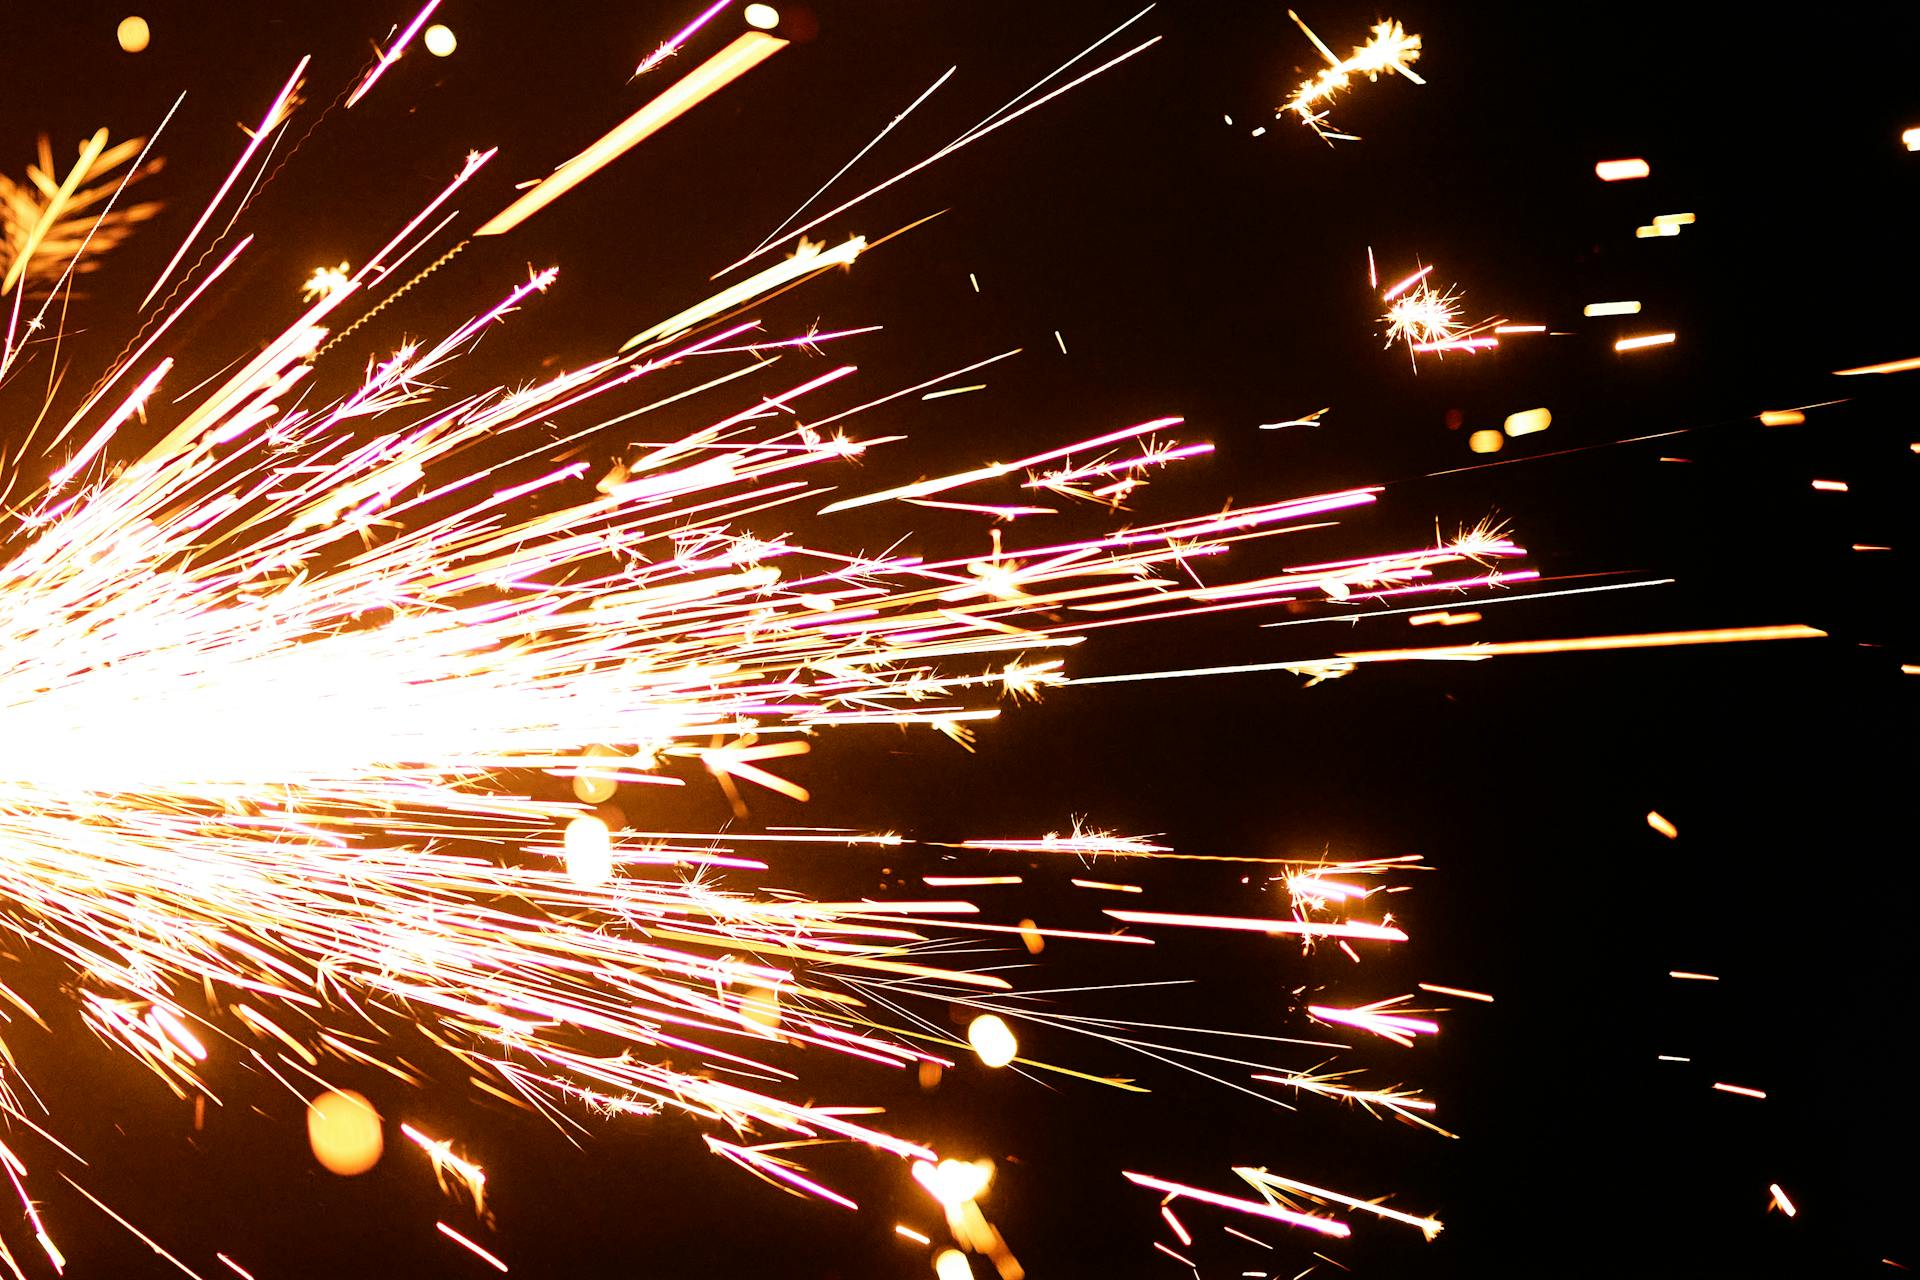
[1123,1171,1351,1239]
[346,0,442,107]
[478,33,786,236]
[1104,911,1407,942]
[436,1222,509,1273]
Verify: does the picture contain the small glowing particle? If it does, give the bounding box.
[1853,544,1891,552]
[1225,114,1234,126]
[1811,479,1848,492]
[1669,970,1718,981]
[933,1249,972,1280]
[1615,332,1676,352]
[967,1014,1018,1067]
[1657,1054,1691,1062]
[918,1060,943,1090]
[1712,1082,1767,1099]
[1635,223,1679,238]
[1770,1184,1797,1217]
[116,15,150,53]
[895,1224,932,1245]
[1017,918,1045,955]
[423,23,457,56]
[1653,212,1695,227]
[1646,811,1678,838]
[921,384,986,401]
[743,3,781,29]
[307,1090,384,1175]
[1493,324,1545,334]
[968,272,979,293]
[1503,407,1551,436]
[1418,983,1493,1002]
[1901,664,1920,675]
[1467,429,1504,454]
[1583,301,1642,317]
[1904,126,1920,151]
[1758,410,1805,426]
[1251,126,1267,137]
[1596,158,1650,181]
[563,814,613,886]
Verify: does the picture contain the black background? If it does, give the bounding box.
[1,2,1914,1277]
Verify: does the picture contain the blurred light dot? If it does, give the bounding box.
[739,986,781,1030]
[1017,918,1044,954]
[1583,300,1641,317]
[1503,407,1551,437]
[1904,127,1920,152]
[1595,157,1649,181]
[744,4,781,29]
[116,16,150,53]
[1646,811,1678,839]
[1758,409,1805,427]
[1467,429,1504,454]
[423,23,457,57]
[570,744,621,803]
[966,1013,1017,1068]
[307,1090,383,1175]
[918,1060,943,1090]
[933,1250,972,1280]
[914,1157,994,1208]
[564,814,613,886]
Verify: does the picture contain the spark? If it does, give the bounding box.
[347,1,443,107]
[1712,1083,1768,1100]
[1417,983,1492,1002]
[1281,14,1424,142]
[1123,1171,1351,1239]
[1669,971,1717,981]
[437,1222,509,1273]
[1647,811,1679,838]
[1615,332,1676,352]
[1810,479,1848,492]
[1833,355,1920,375]
[635,0,733,77]
[479,32,787,237]
[1758,410,1806,426]
[1583,300,1641,317]
[1769,1184,1797,1217]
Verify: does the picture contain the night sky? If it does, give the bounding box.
[1,2,1914,1277]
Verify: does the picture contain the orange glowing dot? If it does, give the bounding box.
[1758,410,1805,426]
[933,1249,972,1280]
[966,1014,1017,1067]
[1467,429,1504,454]
[1904,127,1920,152]
[1646,811,1678,838]
[116,15,150,52]
[738,986,781,1030]
[1017,918,1045,955]
[570,744,621,803]
[306,1090,384,1175]
[1503,407,1551,437]
[743,4,781,29]
[1595,158,1650,181]
[918,1060,943,1091]
[423,23,457,57]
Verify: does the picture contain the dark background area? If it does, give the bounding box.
[1,2,1914,1277]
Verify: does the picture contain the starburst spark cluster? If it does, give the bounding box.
[0,16,1542,1273]
[1281,12,1425,141]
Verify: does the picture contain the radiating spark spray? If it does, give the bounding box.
[1281,14,1424,142]
[0,8,1724,1270]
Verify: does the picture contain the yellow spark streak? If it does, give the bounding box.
[894,1224,932,1245]
[1615,332,1676,352]
[1583,300,1641,317]
[1647,811,1679,838]
[1330,624,1825,663]
[1833,354,1920,375]
[1124,1171,1350,1238]
[1595,158,1650,181]
[477,33,786,237]
[1669,971,1718,981]
[620,234,864,351]
[1104,911,1407,942]
[1770,1183,1797,1217]
[1417,983,1492,1002]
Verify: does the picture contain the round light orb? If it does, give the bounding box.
[966,1013,1017,1068]
[933,1250,972,1280]
[116,16,150,53]
[423,23,457,57]
[563,814,613,886]
[739,986,781,1030]
[306,1089,383,1175]
[743,4,781,30]
[571,744,621,804]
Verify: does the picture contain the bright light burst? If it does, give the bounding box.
[1281,12,1425,142]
